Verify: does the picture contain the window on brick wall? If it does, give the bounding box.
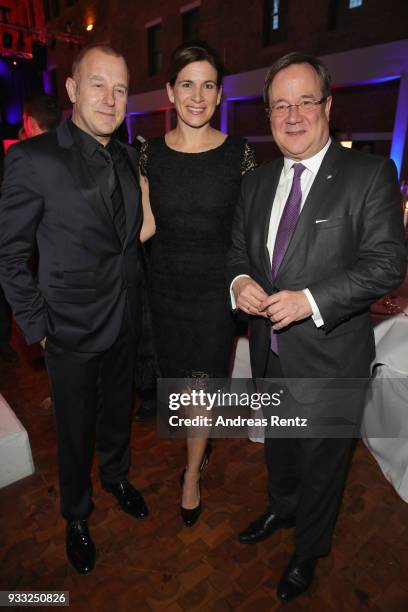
[262,0,288,46]
[29,2,36,27]
[50,0,60,18]
[182,7,200,42]
[147,24,162,76]
[328,0,364,29]
[43,0,60,21]
[42,0,50,22]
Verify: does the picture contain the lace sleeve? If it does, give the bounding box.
[139,141,148,177]
[241,142,257,175]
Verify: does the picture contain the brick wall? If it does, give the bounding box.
[40,0,407,172]
[330,80,399,134]
[46,0,408,99]
[128,110,166,141]
[229,84,398,139]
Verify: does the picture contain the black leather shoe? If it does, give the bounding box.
[180,469,201,527]
[66,520,96,575]
[238,510,295,544]
[179,446,211,528]
[180,502,201,527]
[103,479,149,519]
[277,553,317,601]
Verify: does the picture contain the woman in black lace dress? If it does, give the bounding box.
[140,41,256,526]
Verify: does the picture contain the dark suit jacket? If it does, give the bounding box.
[0,119,143,352]
[227,142,406,382]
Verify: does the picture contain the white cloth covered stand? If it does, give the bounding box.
[0,393,34,488]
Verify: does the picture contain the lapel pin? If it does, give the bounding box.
[327,174,333,180]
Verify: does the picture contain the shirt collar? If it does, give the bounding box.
[68,118,109,157]
[283,138,331,177]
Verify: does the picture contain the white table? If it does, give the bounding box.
[362,311,408,502]
[0,393,34,488]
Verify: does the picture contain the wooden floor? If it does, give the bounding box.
[1,335,408,612]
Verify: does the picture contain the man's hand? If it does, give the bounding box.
[232,277,269,316]
[260,290,313,330]
[40,337,46,350]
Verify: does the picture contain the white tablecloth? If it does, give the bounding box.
[0,393,34,488]
[363,271,408,500]
[362,313,408,502]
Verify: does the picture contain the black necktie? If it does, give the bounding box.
[99,145,127,244]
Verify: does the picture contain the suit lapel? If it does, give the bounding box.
[276,143,340,281]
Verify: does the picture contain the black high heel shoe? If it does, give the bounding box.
[180,445,211,527]
[180,470,202,527]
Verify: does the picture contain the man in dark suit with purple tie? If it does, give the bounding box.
[227,52,406,601]
[0,44,149,575]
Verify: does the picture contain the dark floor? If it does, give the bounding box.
[1,332,408,612]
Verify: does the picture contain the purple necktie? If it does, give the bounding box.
[270,162,306,354]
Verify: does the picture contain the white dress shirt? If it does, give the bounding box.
[232,138,332,327]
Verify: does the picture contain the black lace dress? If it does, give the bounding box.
[140,135,256,379]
